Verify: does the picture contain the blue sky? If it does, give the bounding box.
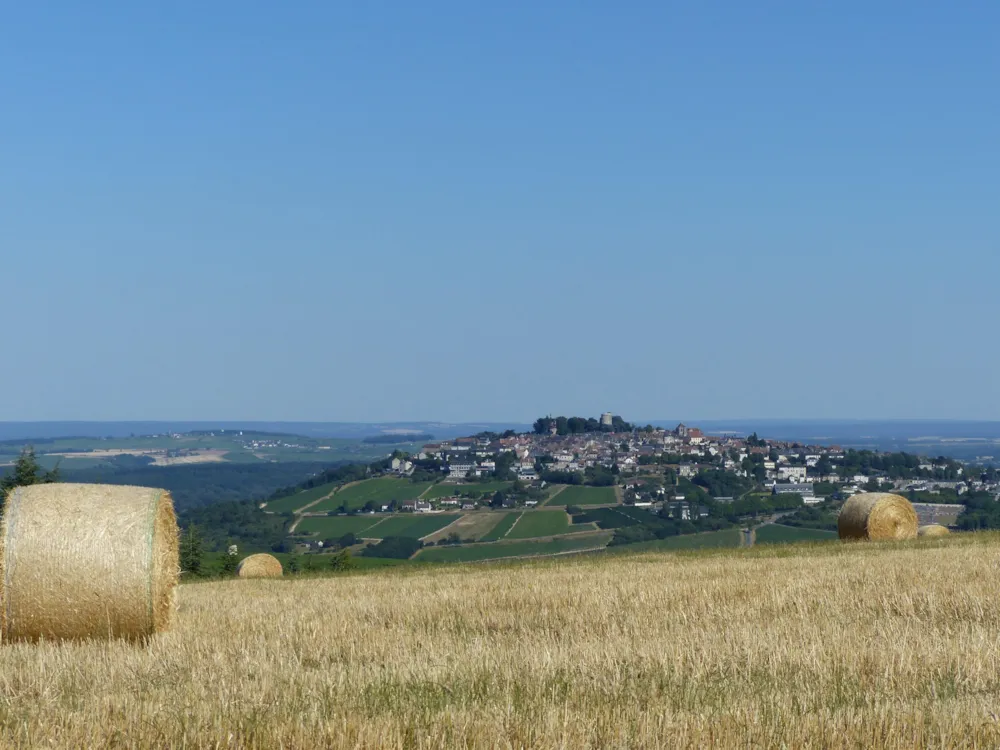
[2,2,998,422]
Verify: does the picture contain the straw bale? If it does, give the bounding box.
[918,524,951,538]
[0,483,179,642]
[838,492,918,541]
[237,553,283,579]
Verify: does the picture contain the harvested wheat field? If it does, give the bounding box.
[2,534,1000,748]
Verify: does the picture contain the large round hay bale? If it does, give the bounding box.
[918,524,950,538]
[838,492,918,541]
[236,553,283,579]
[0,483,179,642]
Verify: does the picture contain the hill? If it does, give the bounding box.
[62,461,336,512]
[4,533,999,747]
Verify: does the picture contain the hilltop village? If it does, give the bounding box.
[414,415,976,499]
[398,414,989,523]
[191,413,1000,564]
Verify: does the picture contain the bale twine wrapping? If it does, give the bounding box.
[0,483,179,642]
[837,492,918,541]
[918,524,951,538]
[237,553,283,579]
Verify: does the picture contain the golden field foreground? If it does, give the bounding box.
[4,536,1000,749]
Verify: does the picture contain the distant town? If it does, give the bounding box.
[385,413,986,528]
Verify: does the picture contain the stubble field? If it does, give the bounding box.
[3,534,1000,748]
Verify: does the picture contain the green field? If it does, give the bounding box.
[312,478,433,512]
[754,524,838,544]
[550,486,617,506]
[3,433,412,468]
[265,481,340,513]
[615,506,658,523]
[37,456,110,470]
[294,514,384,538]
[422,481,512,500]
[506,510,573,540]
[348,556,411,570]
[480,512,521,542]
[616,529,743,552]
[415,532,613,563]
[575,507,643,529]
[366,514,463,539]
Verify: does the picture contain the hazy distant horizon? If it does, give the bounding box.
[5,417,1000,441]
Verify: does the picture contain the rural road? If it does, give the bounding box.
[743,510,797,547]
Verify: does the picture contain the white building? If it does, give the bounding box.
[389,457,413,474]
[777,466,808,482]
[449,462,475,479]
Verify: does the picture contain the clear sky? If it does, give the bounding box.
[2,2,998,423]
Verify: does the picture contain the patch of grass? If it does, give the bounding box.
[423,513,508,543]
[616,506,657,522]
[367,514,463,539]
[423,481,512,500]
[312,478,433,512]
[754,524,838,544]
[347,556,411,569]
[616,528,743,552]
[38,456,109,470]
[414,532,613,562]
[480,512,521,541]
[552,486,616,506]
[505,510,572,540]
[294,515,384,538]
[576,507,642,529]
[265,481,340,513]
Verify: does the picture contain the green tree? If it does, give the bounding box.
[220,547,239,576]
[330,549,356,571]
[493,452,517,480]
[815,456,834,476]
[287,555,301,574]
[179,524,204,576]
[1,447,59,500]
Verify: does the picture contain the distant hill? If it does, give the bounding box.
[0,421,530,442]
[363,433,434,444]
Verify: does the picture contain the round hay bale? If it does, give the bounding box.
[837,492,918,541]
[918,524,951,538]
[0,483,179,642]
[236,553,283,579]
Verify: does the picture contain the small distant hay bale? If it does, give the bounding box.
[237,553,283,579]
[0,483,179,642]
[918,524,951,538]
[838,492,918,541]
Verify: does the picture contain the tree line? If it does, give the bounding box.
[532,415,634,435]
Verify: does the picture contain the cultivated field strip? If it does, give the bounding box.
[3,535,1000,747]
